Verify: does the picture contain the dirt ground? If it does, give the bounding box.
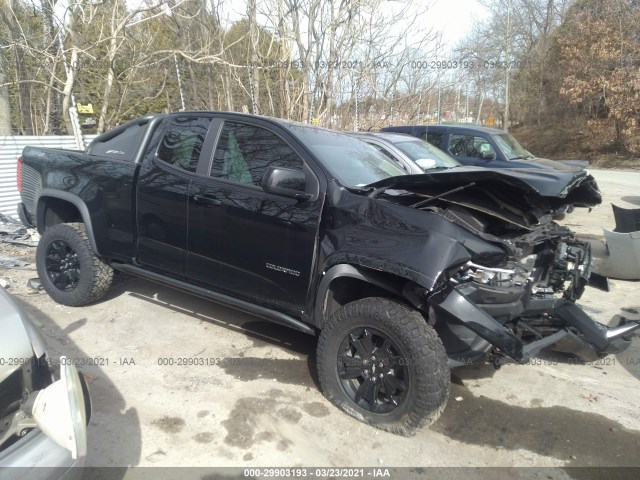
[1,169,639,477]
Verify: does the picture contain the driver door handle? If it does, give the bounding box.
[191,195,222,206]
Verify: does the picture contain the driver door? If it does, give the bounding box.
[186,118,323,312]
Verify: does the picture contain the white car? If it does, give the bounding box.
[0,287,90,478]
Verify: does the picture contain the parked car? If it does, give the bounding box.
[17,112,638,435]
[380,124,588,171]
[0,287,90,478]
[349,132,574,219]
[349,132,460,173]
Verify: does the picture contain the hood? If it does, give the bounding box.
[367,166,601,209]
[508,156,588,172]
[554,159,590,170]
[510,156,582,171]
[0,288,47,383]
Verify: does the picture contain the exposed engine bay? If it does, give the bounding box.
[426,201,639,366]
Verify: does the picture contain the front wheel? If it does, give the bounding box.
[36,223,113,306]
[316,297,450,436]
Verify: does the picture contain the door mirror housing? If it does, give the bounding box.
[480,150,496,160]
[261,167,312,201]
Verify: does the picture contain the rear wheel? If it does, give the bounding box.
[36,223,113,306]
[316,297,450,435]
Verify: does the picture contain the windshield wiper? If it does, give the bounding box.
[424,166,454,172]
[367,186,390,198]
[409,182,476,209]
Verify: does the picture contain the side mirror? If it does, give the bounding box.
[480,150,496,160]
[30,358,88,459]
[261,166,312,201]
[414,158,437,171]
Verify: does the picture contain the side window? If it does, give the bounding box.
[211,121,303,186]
[426,132,444,147]
[157,117,212,172]
[448,134,494,158]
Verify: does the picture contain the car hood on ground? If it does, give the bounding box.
[0,288,46,383]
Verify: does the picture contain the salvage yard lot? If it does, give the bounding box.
[1,169,639,471]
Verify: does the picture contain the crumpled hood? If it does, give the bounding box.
[366,166,602,210]
[0,288,46,383]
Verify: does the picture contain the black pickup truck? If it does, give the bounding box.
[17,112,639,435]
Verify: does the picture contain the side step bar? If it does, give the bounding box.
[111,263,316,335]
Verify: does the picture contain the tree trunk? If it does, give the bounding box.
[61,47,79,135]
[13,44,33,134]
[248,0,260,114]
[0,53,11,135]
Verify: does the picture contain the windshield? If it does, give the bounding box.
[290,126,406,187]
[394,140,459,169]
[494,133,531,160]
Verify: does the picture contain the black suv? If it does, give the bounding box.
[381,124,588,171]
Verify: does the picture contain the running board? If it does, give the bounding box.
[111,263,316,335]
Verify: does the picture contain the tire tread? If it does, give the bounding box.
[317,297,450,436]
[36,222,113,306]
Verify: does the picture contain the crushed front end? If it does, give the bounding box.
[363,168,638,367]
[430,223,640,367]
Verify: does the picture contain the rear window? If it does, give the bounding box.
[88,123,148,160]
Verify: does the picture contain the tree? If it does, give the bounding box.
[558,0,640,149]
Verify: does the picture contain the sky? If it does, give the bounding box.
[55,0,489,52]
[427,0,489,48]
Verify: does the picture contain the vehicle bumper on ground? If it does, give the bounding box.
[431,283,639,367]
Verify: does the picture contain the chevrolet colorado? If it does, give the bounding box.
[17,112,640,435]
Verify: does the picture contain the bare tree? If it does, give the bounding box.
[0,50,10,135]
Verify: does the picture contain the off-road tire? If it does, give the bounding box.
[316,297,450,436]
[36,223,113,306]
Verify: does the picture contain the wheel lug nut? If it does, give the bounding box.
[378,373,384,378]
[371,356,376,361]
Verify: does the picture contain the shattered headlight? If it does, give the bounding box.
[456,261,516,286]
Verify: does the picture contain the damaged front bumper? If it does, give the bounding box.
[428,234,640,367]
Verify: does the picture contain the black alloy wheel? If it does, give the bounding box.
[337,327,409,413]
[317,297,450,435]
[44,239,81,291]
[36,223,113,306]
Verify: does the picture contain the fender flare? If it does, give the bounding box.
[313,264,405,328]
[36,189,101,256]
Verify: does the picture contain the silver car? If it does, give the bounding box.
[0,287,90,478]
[350,132,460,173]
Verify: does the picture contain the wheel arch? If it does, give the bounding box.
[36,190,101,256]
[313,264,422,329]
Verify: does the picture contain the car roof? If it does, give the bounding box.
[385,124,507,135]
[350,132,422,143]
